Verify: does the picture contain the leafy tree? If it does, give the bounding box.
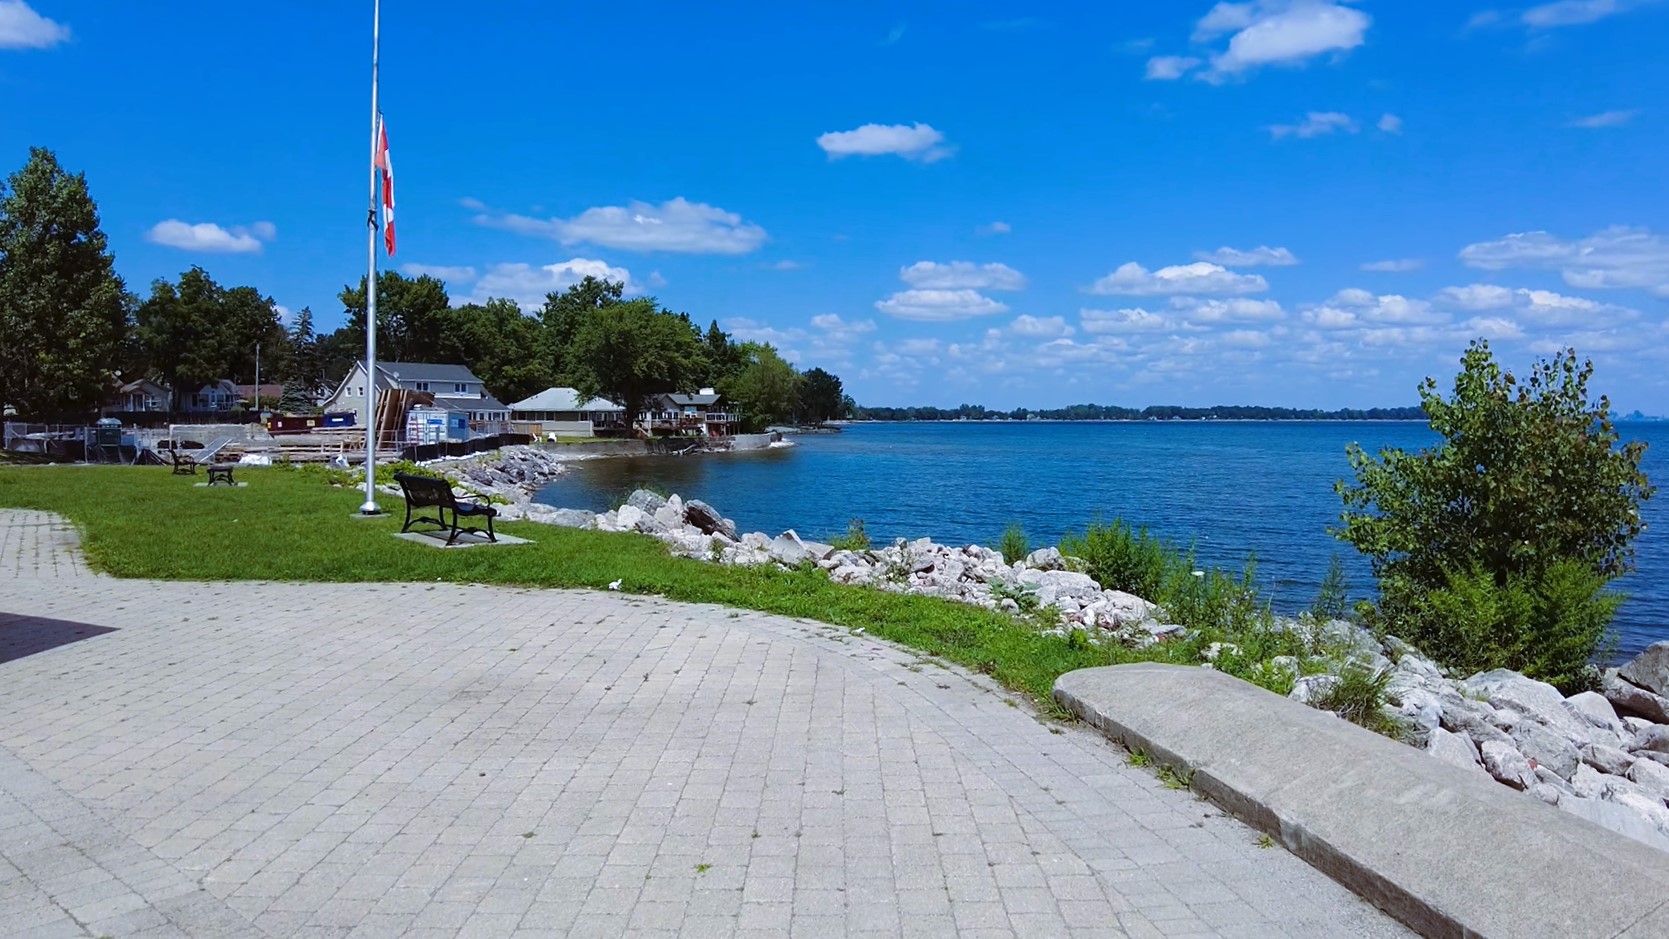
[540,276,625,380]
[0,147,130,419]
[703,319,742,385]
[567,298,707,430]
[338,271,458,365]
[452,298,553,404]
[1336,341,1653,690]
[135,267,282,408]
[719,342,800,432]
[799,367,845,425]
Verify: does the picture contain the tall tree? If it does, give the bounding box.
[338,271,457,364]
[0,147,130,419]
[135,267,281,408]
[279,306,321,413]
[719,343,800,432]
[702,319,742,386]
[540,276,626,380]
[567,298,708,429]
[452,298,553,404]
[798,367,845,425]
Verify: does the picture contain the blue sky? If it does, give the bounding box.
[3,1,1668,410]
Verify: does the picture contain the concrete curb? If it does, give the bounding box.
[1054,663,1669,939]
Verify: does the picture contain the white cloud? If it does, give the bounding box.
[1459,226,1669,295]
[1435,284,1515,310]
[1523,0,1660,28]
[978,221,1012,235]
[1170,296,1285,322]
[1080,308,1177,333]
[467,258,635,310]
[1269,111,1357,139]
[1193,245,1299,267]
[1435,284,1635,328]
[1196,1,1372,80]
[816,122,952,162]
[1086,261,1269,296]
[1462,317,1525,341]
[1312,289,1447,326]
[1567,109,1640,128]
[400,264,478,282]
[763,260,802,271]
[1361,258,1423,272]
[1220,329,1274,348]
[0,1,67,49]
[810,314,877,342]
[475,197,766,255]
[874,289,1008,321]
[1145,55,1202,80]
[1378,113,1404,134]
[1008,315,1074,338]
[144,220,275,254]
[899,260,1028,291]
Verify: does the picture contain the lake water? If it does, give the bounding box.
[534,421,1669,658]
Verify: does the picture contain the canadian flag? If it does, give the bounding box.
[374,114,396,256]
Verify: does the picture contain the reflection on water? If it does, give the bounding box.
[535,422,1669,658]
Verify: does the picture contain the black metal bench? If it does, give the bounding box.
[394,472,497,545]
[206,464,236,486]
[169,449,199,475]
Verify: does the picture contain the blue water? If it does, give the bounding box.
[534,421,1668,658]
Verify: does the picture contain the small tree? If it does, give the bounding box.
[1336,341,1652,690]
[799,367,845,425]
[719,342,799,431]
[0,148,130,419]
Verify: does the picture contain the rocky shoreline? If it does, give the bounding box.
[404,450,1669,853]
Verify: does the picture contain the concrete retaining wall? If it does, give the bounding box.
[1054,664,1669,939]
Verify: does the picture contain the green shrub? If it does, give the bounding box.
[1337,342,1651,691]
[997,522,1030,565]
[1059,519,1173,601]
[830,518,871,552]
[1313,663,1402,737]
[1311,554,1350,621]
[1371,560,1619,692]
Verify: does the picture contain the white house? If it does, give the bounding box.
[508,387,625,437]
[321,361,509,427]
[103,377,169,414]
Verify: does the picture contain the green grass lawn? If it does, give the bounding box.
[0,464,1193,705]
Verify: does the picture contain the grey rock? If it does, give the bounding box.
[615,504,651,532]
[1628,758,1669,800]
[1527,782,1564,806]
[741,531,768,550]
[1629,724,1669,754]
[800,540,836,563]
[1439,698,1513,747]
[1557,796,1669,852]
[1510,721,1581,781]
[542,508,597,529]
[1479,739,1536,789]
[1463,669,1592,740]
[625,488,668,513]
[1563,690,1626,736]
[767,530,814,566]
[1619,641,1669,698]
[683,499,738,539]
[1571,763,1608,799]
[1581,743,1637,777]
[653,504,685,532]
[1604,672,1669,723]
[1426,727,1484,774]
[1025,547,1065,571]
[1289,674,1340,706]
[1534,764,1576,796]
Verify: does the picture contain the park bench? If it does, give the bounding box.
[168,449,199,475]
[394,472,497,545]
[206,464,236,487]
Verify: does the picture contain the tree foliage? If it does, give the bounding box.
[337,271,456,366]
[798,367,845,424]
[1336,341,1653,690]
[452,298,553,406]
[719,342,799,432]
[566,298,708,427]
[134,267,285,408]
[0,147,130,419]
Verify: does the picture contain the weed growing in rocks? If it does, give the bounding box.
[830,518,871,552]
[1312,663,1405,738]
[997,522,1030,565]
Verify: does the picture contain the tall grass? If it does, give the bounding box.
[997,522,1030,565]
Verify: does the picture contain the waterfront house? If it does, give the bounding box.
[644,390,740,437]
[103,378,170,414]
[180,380,241,413]
[508,388,626,437]
[321,361,509,429]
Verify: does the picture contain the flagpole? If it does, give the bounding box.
[360,0,382,515]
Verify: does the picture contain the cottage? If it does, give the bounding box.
[508,388,626,437]
[321,361,509,428]
[645,390,740,437]
[180,380,241,413]
[103,378,170,414]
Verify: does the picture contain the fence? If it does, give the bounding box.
[397,433,533,463]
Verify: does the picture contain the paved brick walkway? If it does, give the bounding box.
[0,509,1409,938]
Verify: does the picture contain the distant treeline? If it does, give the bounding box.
[850,403,1426,422]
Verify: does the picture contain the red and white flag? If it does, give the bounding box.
[374,114,396,256]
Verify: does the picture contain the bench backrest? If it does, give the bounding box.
[394,472,455,508]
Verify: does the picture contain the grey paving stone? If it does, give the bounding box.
[0,508,1412,938]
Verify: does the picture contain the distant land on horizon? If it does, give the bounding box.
[849,403,1428,423]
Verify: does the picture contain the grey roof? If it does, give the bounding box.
[663,393,723,406]
[375,362,483,385]
[508,387,624,413]
[432,394,507,412]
